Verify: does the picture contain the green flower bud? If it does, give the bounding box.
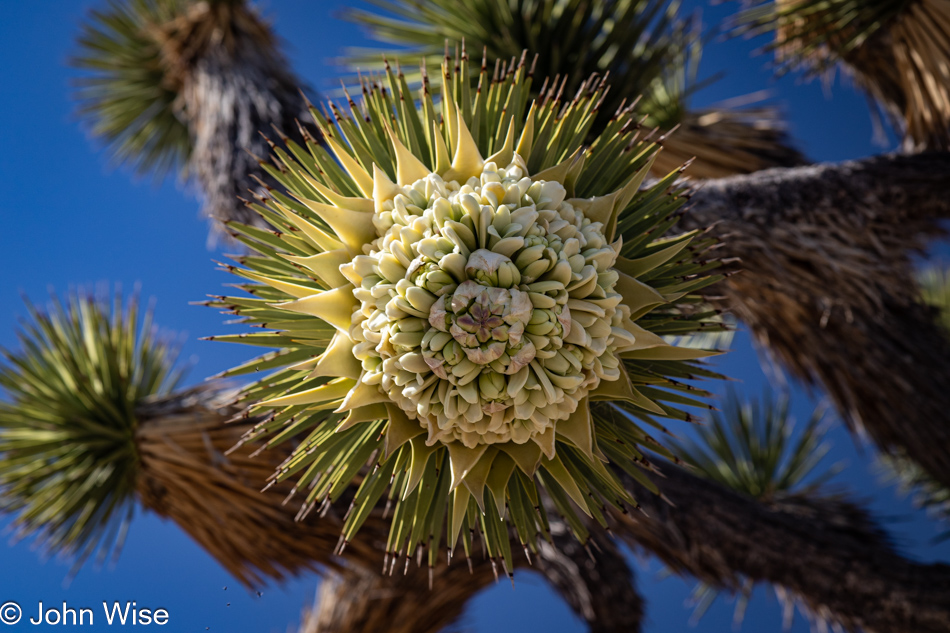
[479,371,507,401]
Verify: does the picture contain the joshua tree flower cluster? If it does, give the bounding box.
[205,50,726,574]
[352,155,635,451]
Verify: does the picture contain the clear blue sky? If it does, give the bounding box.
[0,1,945,632]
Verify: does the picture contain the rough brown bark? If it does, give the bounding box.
[617,463,950,633]
[684,152,950,491]
[300,530,643,633]
[533,527,645,633]
[134,387,372,586]
[184,46,313,238]
[151,1,316,240]
[841,0,950,151]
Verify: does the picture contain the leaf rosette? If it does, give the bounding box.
[209,49,727,574]
[0,290,184,569]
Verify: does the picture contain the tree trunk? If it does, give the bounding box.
[685,152,950,491]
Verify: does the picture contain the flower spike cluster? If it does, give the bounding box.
[208,49,727,574]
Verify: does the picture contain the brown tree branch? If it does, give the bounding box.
[148,1,317,240]
[134,387,369,586]
[299,531,643,633]
[533,527,645,633]
[684,152,950,491]
[617,463,950,633]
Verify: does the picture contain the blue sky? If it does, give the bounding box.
[0,1,945,632]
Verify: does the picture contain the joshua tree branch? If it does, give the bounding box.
[616,463,950,633]
[299,529,643,633]
[134,388,373,587]
[684,152,950,490]
[533,529,645,633]
[184,43,314,240]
